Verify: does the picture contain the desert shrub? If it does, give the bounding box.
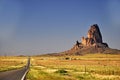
[65,57,70,60]
[55,69,68,75]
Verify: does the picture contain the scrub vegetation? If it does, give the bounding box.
[0,54,119,80]
[27,53,120,80]
[0,56,27,72]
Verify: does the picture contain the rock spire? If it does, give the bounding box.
[65,24,109,54]
[81,24,106,47]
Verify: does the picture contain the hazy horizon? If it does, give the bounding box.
[0,0,120,56]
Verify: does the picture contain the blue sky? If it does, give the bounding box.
[0,0,120,55]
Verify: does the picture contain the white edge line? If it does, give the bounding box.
[21,69,29,80]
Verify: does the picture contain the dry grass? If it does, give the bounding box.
[27,53,120,80]
[0,54,119,80]
[0,56,27,72]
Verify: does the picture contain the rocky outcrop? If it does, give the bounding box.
[64,24,110,54]
[87,24,102,43]
[47,24,120,56]
[77,24,108,48]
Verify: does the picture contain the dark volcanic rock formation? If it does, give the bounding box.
[80,24,108,48]
[82,24,102,46]
[62,24,120,55]
[88,24,102,43]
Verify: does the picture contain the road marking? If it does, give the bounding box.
[21,69,29,80]
[21,57,30,80]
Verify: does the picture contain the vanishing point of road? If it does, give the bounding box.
[0,57,30,80]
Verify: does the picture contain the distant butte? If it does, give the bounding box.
[78,24,108,48]
[62,24,120,55]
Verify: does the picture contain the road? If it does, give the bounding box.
[0,57,30,80]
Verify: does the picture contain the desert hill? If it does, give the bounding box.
[40,24,120,56]
[61,24,120,55]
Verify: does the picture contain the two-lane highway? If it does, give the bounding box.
[0,57,30,80]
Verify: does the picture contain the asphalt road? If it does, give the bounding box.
[0,57,30,80]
